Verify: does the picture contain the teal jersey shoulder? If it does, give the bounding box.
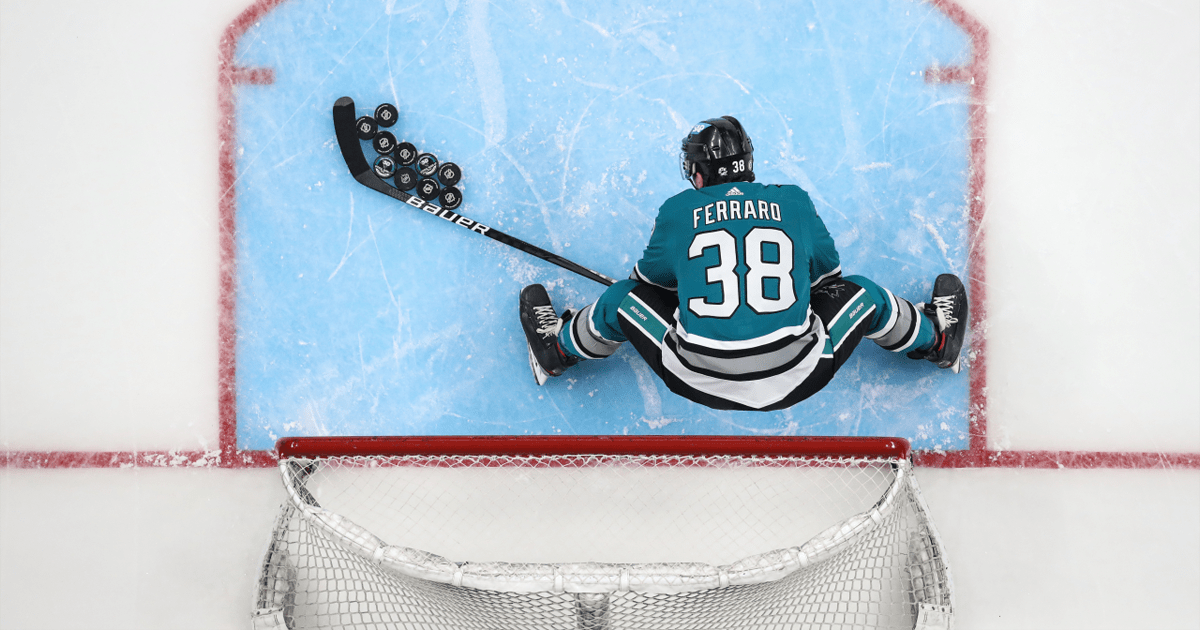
[633,182,840,341]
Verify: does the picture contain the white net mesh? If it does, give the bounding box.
[254,450,953,630]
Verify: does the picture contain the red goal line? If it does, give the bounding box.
[916,449,1199,469]
[2,444,1196,470]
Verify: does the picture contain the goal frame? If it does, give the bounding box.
[258,434,953,630]
[275,434,911,460]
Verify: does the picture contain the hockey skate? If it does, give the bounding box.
[519,284,579,385]
[908,274,969,373]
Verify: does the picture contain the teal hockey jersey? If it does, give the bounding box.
[632,182,841,345]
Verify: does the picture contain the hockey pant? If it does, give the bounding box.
[557,275,936,411]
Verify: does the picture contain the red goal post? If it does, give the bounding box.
[255,435,954,630]
[274,434,911,459]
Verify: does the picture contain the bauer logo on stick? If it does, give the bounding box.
[332,96,613,291]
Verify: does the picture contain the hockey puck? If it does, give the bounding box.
[415,153,439,177]
[373,131,397,155]
[395,167,418,191]
[373,155,397,179]
[437,162,462,187]
[355,116,378,140]
[438,186,463,210]
[395,142,418,166]
[416,177,441,201]
[374,103,399,128]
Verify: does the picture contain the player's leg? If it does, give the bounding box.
[544,278,725,405]
[548,279,693,400]
[711,275,879,410]
[607,281,675,354]
[609,281,753,409]
[601,278,876,410]
[844,273,968,372]
[519,281,631,384]
[809,277,877,370]
[556,280,632,361]
[842,274,937,355]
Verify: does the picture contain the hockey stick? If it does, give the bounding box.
[332,97,616,287]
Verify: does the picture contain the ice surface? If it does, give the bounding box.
[0,0,1197,628]
[230,0,974,449]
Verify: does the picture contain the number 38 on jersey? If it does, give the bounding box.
[687,227,797,318]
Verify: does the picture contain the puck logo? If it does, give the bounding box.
[439,185,463,210]
[437,162,462,186]
[373,131,397,155]
[416,153,438,177]
[416,177,441,201]
[374,103,398,127]
[395,142,417,166]
[395,167,418,191]
[373,156,397,178]
[354,116,377,140]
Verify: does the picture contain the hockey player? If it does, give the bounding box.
[519,116,968,411]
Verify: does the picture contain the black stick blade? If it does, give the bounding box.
[332,97,371,180]
[330,96,616,287]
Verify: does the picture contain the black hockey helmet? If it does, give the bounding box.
[680,116,754,189]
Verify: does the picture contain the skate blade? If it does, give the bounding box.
[528,346,550,386]
[949,357,962,374]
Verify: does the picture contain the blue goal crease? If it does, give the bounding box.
[231,0,973,451]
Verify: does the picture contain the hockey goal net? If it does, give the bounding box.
[253,435,954,630]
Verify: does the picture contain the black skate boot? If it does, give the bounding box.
[519,284,580,385]
[907,274,969,373]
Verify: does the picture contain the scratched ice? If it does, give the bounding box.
[230,0,972,449]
